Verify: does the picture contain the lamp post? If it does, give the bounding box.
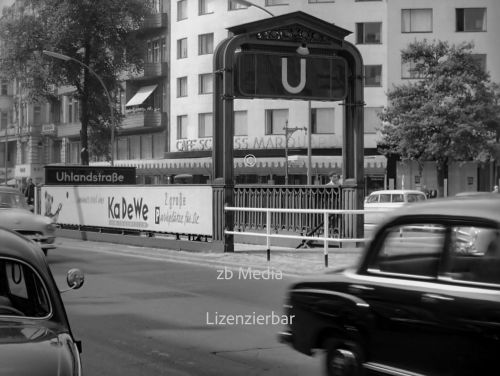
[231,0,275,17]
[284,121,307,185]
[3,126,9,184]
[42,50,115,166]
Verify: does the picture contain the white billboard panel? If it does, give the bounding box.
[41,185,213,236]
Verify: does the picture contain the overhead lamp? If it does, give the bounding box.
[296,43,310,56]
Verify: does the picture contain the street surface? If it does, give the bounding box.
[47,239,351,376]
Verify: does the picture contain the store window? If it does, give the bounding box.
[117,137,128,160]
[199,73,213,94]
[311,108,334,134]
[198,33,214,55]
[141,134,153,159]
[356,22,382,44]
[177,115,188,139]
[364,65,382,87]
[266,0,288,5]
[265,109,288,135]
[456,8,486,32]
[130,135,140,159]
[69,141,81,164]
[198,113,213,138]
[402,9,432,33]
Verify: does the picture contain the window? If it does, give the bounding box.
[130,135,140,159]
[228,0,248,10]
[177,115,188,139]
[69,141,81,164]
[309,0,335,3]
[365,107,382,134]
[401,58,424,79]
[199,113,213,138]
[199,73,213,94]
[0,112,7,130]
[266,0,288,5]
[117,137,128,160]
[52,140,62,163]
[199,0,215,15]
[198,33,214,55]
[141,134,153,159]
[311,108,334,134]
[153,40,160,63]
[368,224,446,277]
[147,41,153,63]
[471,54,487,72]
[151,0,162,13]
[161,38,167,61]
[177,76,188,97]
[265,109,288,135]
[177,38,187,59]
[402,9,432,33]
[33,104,42,125]
[356,22,382,44]
[234,111,248,136]
[177,0,187,21]
[364,65,382,86]
[1,81,7,95]
[446,227,500,284]
[456,8,486,32]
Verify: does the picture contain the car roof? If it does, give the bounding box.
[368,189,426,195]
[0,227,49,274]
[388,194,500,223]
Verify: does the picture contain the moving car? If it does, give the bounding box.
[279,195,500,376]
[0,227,84,375]
[0,186,56,255]
[364,189,427,226]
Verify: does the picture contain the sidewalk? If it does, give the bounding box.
[57,237,364,276]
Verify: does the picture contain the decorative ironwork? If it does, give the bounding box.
[256,24,333,45]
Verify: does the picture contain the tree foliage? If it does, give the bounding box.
[0,0,153,163]
[379,40,500,192]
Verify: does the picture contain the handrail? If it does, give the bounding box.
[225,206,382,267]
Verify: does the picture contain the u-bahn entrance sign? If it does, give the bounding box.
[212,12,364,252]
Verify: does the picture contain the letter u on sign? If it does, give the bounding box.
[281,58,306,94]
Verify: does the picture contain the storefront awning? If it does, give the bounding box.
[98,155,386,175]
[126,85,157,107]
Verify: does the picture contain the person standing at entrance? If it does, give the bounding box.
[24,178,35,206]
[327,173,341,187]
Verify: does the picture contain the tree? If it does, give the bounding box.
[0,0,152,164]
[379,40,500,196]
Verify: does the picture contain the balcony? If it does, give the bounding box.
[122,110,166,130]
[142,13,168,31]
[144,62,168,78]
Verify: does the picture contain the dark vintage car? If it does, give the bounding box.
[279,195,500,376]
[0,186,57,255]
[0,227,84,375]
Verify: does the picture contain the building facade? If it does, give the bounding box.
[1,0,498,195]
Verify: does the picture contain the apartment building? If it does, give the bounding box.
[1,0,498,194]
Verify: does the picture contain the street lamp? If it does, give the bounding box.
[284,121,307,185]
[231,0,275,17]
[42,50,116,166]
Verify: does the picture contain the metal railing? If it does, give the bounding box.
[225,206,370,267]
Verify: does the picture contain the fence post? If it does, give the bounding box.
[324,212,329,267]
[266,210,271,262]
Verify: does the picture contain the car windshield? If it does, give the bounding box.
[0,192,30,210]
[0,258,51,318]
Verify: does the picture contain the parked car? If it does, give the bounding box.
[0,186,56,255]
[0,226,84,375]
[279,194,500,376]
[364,189,427,226]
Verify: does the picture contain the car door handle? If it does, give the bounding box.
[348,284,375,294]
[421,293,454,303]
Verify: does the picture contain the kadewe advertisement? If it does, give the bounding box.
[41,185,213,236]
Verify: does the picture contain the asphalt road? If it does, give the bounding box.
[48,239,324,376]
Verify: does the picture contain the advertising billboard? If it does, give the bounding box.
[41,185,213,236]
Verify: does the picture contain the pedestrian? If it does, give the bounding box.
[326,172,341,187]
[24,177,35,206]
[493,185,499,193]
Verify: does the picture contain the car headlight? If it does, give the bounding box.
[46,223,57,233]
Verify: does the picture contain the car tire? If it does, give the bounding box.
[325,338,364,376]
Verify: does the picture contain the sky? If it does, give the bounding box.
[0,0,13,12]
